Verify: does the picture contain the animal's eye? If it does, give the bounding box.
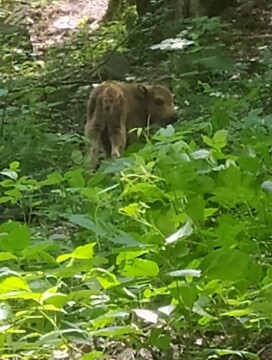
[154,98,163,105]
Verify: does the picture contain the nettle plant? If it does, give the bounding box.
[0,120,272,358]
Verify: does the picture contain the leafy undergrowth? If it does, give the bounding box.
[1,3,272,359]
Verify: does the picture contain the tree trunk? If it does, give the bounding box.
[135,0,237,18]
[135,0,152,16]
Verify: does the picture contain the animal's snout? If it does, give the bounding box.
[167,113,178,124]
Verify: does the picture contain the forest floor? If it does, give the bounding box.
[28,0,109,54]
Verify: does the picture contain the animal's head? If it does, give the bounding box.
[138,84,177,127]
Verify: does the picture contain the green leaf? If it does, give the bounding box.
[0,252,17,261]
[64,168,85,187]
[172,284,197,309]
[202,135,214,147]
[200,249,250,281]
[82,351,104,360]
[0,222,30,252]
[10,161,20,171]
[121,259,159,277]
[116,250,148,264]
[213,129,228,149]
[39,172,63,186]
[0,277,30,293]
[92,326,140,338]
[37,328,88,345]
[185,196,205,222]
[69,214,105,237]
[150,328,171,350]
[96,270,119,289]
[56,253,71,263]
[221,165,241,189]
[72,243,95,260]
[71,150,84,165]
[42,293,68,308]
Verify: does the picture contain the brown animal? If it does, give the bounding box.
[84,80,177,170]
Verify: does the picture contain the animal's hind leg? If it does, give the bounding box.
[85,116,105,170]
[109,125,127,158]
[90,135,101,171]
[85,126,102,171]
[101,128,112,159]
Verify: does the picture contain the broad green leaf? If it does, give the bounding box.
[170,283,197,309]
[200,249,250,281]
[69,214,105,237]
[38,304,65,312]
[120,203,140,218]
[0,196,13,203]
[92,326,140,337]
[22,241,59,259]
[97,271,119,289]
[222,165,241,189]
[0,222,30,252]
[64,168,85,187]
[37,328,88,345]
[0,276,29,293]
[0,292,40,301]
[82,351,104,360]
[150,328,171,350]
[121,259,159,277]
[185,196,204,222]
[252,301,272,317]
[56,253,71,263]
[92,311,129,328]
[213,129,228,148]
[71,150,84,166]
[10,161,20,171]
[204,208,217,217]
[39,172,63,186]
[116,250,148,265]
[42,293,68,308]
[0,252,17,261]
[202,135,214,147]
[72,243,95,259]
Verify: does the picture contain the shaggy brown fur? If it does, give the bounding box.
[84,80,177,170]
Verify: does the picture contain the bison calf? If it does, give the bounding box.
[84,80,177,170]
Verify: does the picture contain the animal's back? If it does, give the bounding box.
[92,81,125,128]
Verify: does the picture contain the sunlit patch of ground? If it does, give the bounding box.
[28,0,109,53]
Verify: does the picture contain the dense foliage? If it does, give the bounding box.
[1,1,272,359]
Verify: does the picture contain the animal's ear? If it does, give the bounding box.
[137,85,148,97]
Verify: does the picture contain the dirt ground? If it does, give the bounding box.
[28,0,109,53]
